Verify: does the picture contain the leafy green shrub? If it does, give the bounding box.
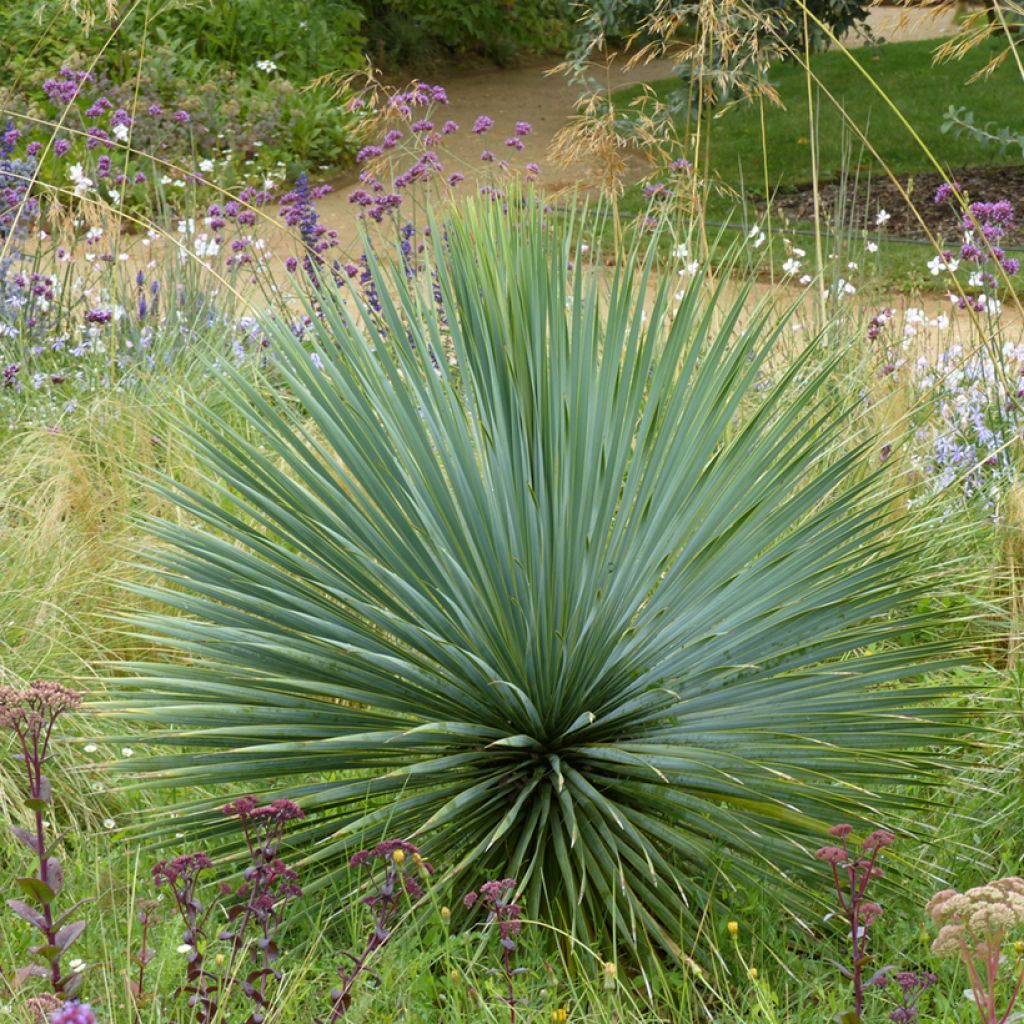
[359,0,572,67]
[112,199,964,951]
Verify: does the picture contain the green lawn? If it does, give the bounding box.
[613,36,1024,294]
[617,37,1024,191]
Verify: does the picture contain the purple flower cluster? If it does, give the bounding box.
[881,971,938,1023]
[279,173,339,281]
[48,1002,96,1024]
[42,68,92,106]
[934,185,1020,306]
[902,338,1024,504]
[1,119,40,236]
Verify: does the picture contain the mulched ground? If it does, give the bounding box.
[767,165,1024,242]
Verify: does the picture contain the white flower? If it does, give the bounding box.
[674,242,689,260]
[255,59,278,73]
[928,254,959,276]
[177,943,193,954]
[875,209,890,226]
[799,274,812,284]
[199,158,215,173]
[103,818,116,830]
[847,261,858,270]
[85,226,103,242]
[112,123,129,142]
[747,225,766,248]
[84,743,98,753]
[793,247,806,258]
[160,174,173,186]
[782,258,801,276]
[121,746,134,757]
[866,241,879,253]
[68,164,94,196]
[194,234,220,259]
[69,958,86,973]
[107,188,121,204]
[969,271,984,287]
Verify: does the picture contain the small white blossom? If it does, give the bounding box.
[255,59,278,73]
[121,746,134,757]
[875,209,890,226]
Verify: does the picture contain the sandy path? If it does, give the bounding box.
[278,4,963,256]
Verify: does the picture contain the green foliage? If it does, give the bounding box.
[942,104,1024,161]
[107,198,966,951]
[568,0,873,103]
[617,38,1024,192]
[359,0,572,67]
[163,0,366,82]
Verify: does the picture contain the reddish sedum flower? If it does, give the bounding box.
[815,845,847,865]
[464,879,525,1013]
[815,824,896,1019]
[0,680,82,727]
[863,829,896,851]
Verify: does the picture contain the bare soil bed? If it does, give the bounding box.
[769,164,1024,242]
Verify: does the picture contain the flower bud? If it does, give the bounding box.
[440,906,451,923]
[214,953,225,966]
[748,967,759,980]
[551,1010,568,1023]
[603,960,617,990]
[449,968,460,983]
[727,920,739,937]
[392,849,405,865]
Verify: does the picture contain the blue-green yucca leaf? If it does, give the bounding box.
[105,195,965,952]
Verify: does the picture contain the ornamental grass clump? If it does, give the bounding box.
[927,877,1024,1024]
[0,681,88,998]
[109,193,965,953]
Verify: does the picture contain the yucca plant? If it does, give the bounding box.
[107,196,963,953]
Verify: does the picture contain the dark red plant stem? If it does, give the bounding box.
[24,726,62,993]
[504,945,516,1024]
[998,965,1024,1024]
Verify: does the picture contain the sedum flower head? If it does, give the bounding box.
[928,877,1024,957]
